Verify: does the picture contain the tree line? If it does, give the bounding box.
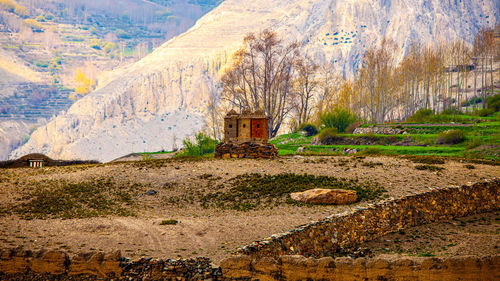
[208,26,499,139]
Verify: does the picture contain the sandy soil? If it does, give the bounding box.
[0,156,498,264]
[364,211,500,258]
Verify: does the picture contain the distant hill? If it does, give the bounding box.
[0,0,224,160]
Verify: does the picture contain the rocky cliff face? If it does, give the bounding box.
[11,0,499,162]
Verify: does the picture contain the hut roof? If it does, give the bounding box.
[18,153,53,162]
[225,109,238,117]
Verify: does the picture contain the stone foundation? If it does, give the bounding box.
[214,142,278,159]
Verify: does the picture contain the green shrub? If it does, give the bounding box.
[319,109,357,133]
[90,38,102,50]
[35,14,46,22]
[159,219,178,225]
[405,155,445,164]
[356,147,383,155]
[177,132,218,157]
[476,108,495,117]
[415,165,444,172]
[465,137,482,149]
[462,97,482,107]
[23,19,44,32]
[435,129,466,145]
[406,109,434,123]
[116,29,131,39]
[487,94,500,112]
[441,108,463,115]
[297,123,318,136]
[317,128,338,144]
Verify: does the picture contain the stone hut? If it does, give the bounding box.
[223,109,269,144]
[216,109,278,159]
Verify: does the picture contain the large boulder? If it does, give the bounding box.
[290,189,357,205]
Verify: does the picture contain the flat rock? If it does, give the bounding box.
[290,189,357,205]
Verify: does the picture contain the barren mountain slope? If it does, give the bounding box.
[11,0,499,162]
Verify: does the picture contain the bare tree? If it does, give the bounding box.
[292,55,318,126]
[220,30,299,137]
[356,38,399,123]
[315,62,341,118]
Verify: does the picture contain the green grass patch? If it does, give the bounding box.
[199,173,386,211]
[159,219,178,225]
[415,165,444,172]
[404,155,446,164]
[278,145,465,157]
[11,178,136,219]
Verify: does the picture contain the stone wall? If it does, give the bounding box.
[221,254,500,281]
[0,249,222,280]
[215,142,278,159]
[236,179,500,259]
[353,127,405,134]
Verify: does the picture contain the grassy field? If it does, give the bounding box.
[269,117,500,160]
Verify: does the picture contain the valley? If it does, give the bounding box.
[0,0,222,160]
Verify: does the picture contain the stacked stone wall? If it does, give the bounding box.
[221,254,500,281]
[353,127,405,134]
[0,249,221,280]
[215,142,278,159]
[236,179,500,259]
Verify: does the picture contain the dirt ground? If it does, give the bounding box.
[364,210,500,258]
[0,156,498,264]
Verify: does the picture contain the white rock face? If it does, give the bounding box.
[11,0,498,162]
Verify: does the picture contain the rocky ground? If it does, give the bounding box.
[0,155,498,264]
[364,210,500,258]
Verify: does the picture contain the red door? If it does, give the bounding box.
[251,118,268,141]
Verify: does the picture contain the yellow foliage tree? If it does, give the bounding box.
[74,69,95,96]
[0,0,27,16]
[23,19,44,32]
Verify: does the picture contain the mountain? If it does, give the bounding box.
[10,0,499,162]
[0,0,223,160]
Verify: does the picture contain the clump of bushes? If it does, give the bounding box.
[0,0,28,16]
[356,147,383,155]
[435,129,466,145]
[317,128,338,144]
[406,109,434,123]
[486,94,500,112]
[319,109,357,133]
[23,19,44,32]
[476,108,495,117]
[405,155,445,165]
[177,132,218,157]
[159,219,178,225]
[415,165,444,172]
[297,123,318,136]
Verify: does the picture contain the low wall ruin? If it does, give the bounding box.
[236,178,500,259]
[215,142,278,159]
